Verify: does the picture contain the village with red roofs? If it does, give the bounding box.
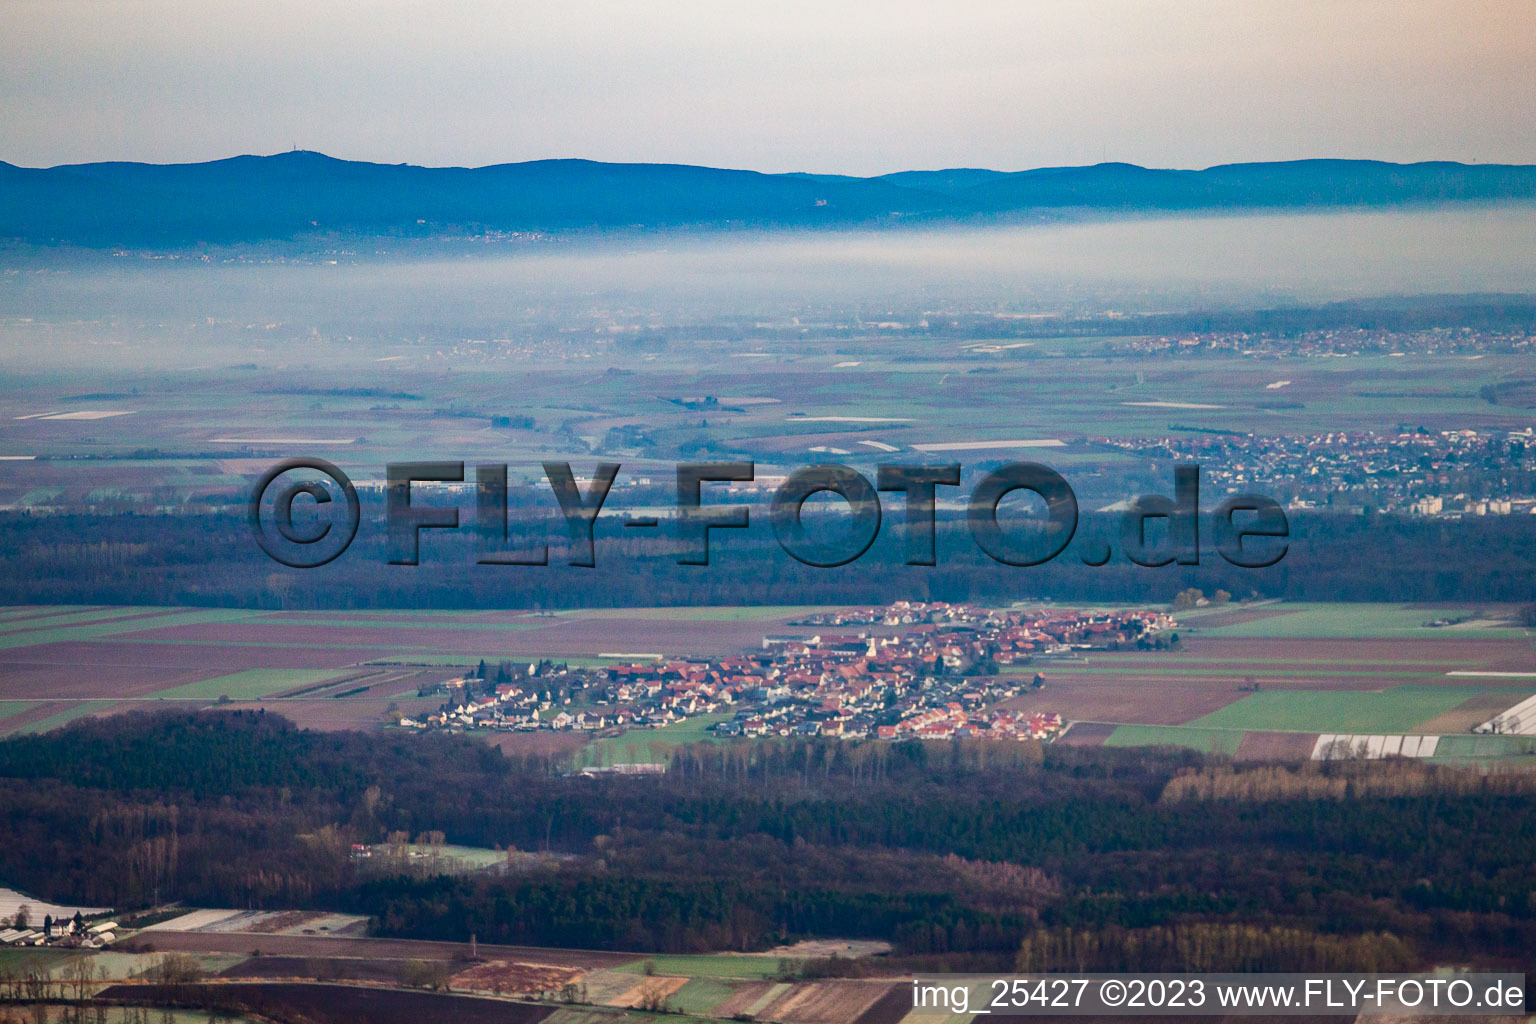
[398,602,1180,749]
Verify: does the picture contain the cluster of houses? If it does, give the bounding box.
[1103,428,1536,517]
[0,916,117,949]
[398,603,1176,747]
[874,706,1063,742]
[398,675,552,732]
[792,601,999,628]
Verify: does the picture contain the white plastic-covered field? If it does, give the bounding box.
[0,886,109,922]
[1473,693,1536,735]
[141,908,247,932]
[140,907,369,935]
[1311,734,1440,760]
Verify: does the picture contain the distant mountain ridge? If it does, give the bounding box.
[2,151,1534,246]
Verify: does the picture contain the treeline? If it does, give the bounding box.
[1014,923,1416,973]
[353,874,1016,955]
[1159,761,1536,802]
[0,712,1533,972]
[3,508,1536,608]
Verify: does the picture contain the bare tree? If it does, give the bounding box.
[635,979,673,1013]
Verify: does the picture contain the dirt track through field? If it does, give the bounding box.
[124,930,642,969]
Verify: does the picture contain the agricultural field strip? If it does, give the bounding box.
[1086,721,1263,732]
[279,668,397,697]
[1196,612,1529,639]
[1185,603,1529,632]
[1031,666,1479,679]
[1187,687,1508,733]
[609,954,787,979]
[668,976,741,1015]
[1203,627,1525,640]
[0,669,426,713]
[143,908,251,932]
[747,983,795,1017]
[0,607,53,622]
[0,605,106,626]
[15,702,121,735]
[79,638,653,662]
[0,696,420,703]
[0,605,171,634]
[0,605,146,623]
[52,645,618,682]
[1433,734,1536,756]
[114,928,644,967]
[576,713,734,767]
[1019,655,1517,667]
[555,606,839,622]
[90,637,451,652]
[236,617,553,632]
[147,668,362,701]
[0,885,108,919]
[1104,725,1246,753]
[1064,687,1532,732]
[263,609,504,618]
[0,608,262,650]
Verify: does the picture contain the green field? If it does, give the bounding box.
[239,617,549,633]
[1429,734,1536,759]
[576,713,733,768]
[111,638,434,652]
[0,701,39,723]
[263,609,497,618]
[148,668,353,701]
[1194,603,1528,639]
[362,655,478,666]
[1188,686,1526,734]
[17,702,115,735]
[0,606,165,633]
[0,606,52,622]
[559,606,837,623]
[0,947,78,973]
[1042,665,1444,680]
[667,977,742,1013]
[1103,725,1246,754]
[1045,653,1506,667]
[394,842,507,868]
[89,950,173,980]
[612,953,786,979]
[0,608,260,650]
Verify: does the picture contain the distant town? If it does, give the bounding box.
[1104,427,1536,517]
[1106,327,1534,360]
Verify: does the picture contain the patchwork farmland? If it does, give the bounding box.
[0,601,1533,765]
[104,917,914,1024]
[1013,603,1536,762]
[0,603,833,739]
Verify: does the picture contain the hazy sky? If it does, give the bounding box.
[4,0,1534,174]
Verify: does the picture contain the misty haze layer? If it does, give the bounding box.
[3,206,1535,368]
